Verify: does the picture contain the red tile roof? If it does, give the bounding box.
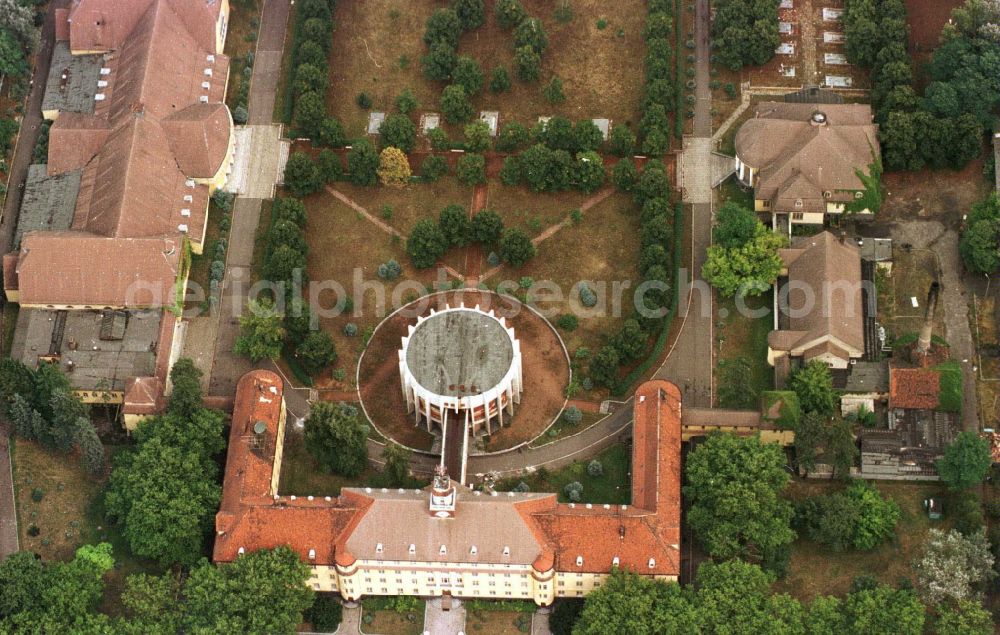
[123,376,163,415]
[67,0,224,54]
[889,368,941,410]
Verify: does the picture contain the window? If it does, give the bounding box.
[794,198,803,208]
[792,212,804,220]
[576,581,584,587]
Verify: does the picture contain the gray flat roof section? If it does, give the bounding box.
[14,164,81,248]
[405,309,514,397]
[42,42,102,116]
[13,309,160,392]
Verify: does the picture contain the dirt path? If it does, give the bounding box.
[800,0,818,84]
[464,183,488,286]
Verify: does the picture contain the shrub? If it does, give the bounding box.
[564,481,584,502]
[487,251,501,266]
[496,0,528,30]
[578,282,597,307]
[514,45,541,81]
[544,76,566,103]
[318,117,347,148]
[347,139,379,186]
[421,154,448,180]
[377,259,402,280]
[456,153,486,185]
[343,323,359,337]
[556,314,578,331]
[316,149,341,183]
[499,156,522,185]
[395,88,419,114]
[296,331,337,374]
[31,488,43,502]
[421,40,458,81]
[428,127,451,151]
[496,121,529,152]
[589,345,621,387]
[514,481,531,493]
[587,460,603,477]
[233,104,248,123]
[490,66,512,93]
[355,92,372,109]
[609,125,636,157]
[563,406,583,425]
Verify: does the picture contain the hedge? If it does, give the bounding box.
[614,202,683,395]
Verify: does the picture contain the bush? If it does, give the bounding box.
[464,120,492,153]
[496,0,528,30]
[233,104,248,123]
[316,149,341,183]
[544,76,566,103]
[556,314,578,331]
[563,406,583,425]
[355,92,372,109]
[395,88,419,114]
[318,117,347,148]
[379,113,417,152]
[578,282,597,307]
[587,460,603,477]
[347,139,379,186]
[496,121,529,152]
[296,331,337,374]
[343,323,359,337]
[421,40,458,81]
[453,56,484,95]
[377,147,412,186]
[514,45,541,81]
[306,595,343,632]
[421,154,448,180]
[564,481,584,502]
[377,259,402,280]
[499,155,522,185]
[31,488,44,503]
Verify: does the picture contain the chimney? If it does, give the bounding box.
[916,282,940,356]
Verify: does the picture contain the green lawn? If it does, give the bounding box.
[499,443,630,504]
[715,292,774,409]
[934,360,963,413]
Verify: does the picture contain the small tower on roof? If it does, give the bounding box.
[429,463,457,519]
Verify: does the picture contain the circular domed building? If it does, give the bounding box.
[398,303,522,435]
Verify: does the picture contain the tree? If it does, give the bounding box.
[182,547,314,634]
[441,84,474,123]
[573,571,696,634]
[824,418,857,480]
[422,154,448,181]
[453,0,485,29]
[293,91,326,139]
[316,149,342,182]
[377,147,412,187]
[936,599,995,635]
[452,56,484,95]
[960,219,999,274]
[713,201,759,248]
[283,152,322,197]
[702,224,786,298]
[499,228,535,266]
[119,573,183,635]
[272,197,308,227]
[422,40,458,81]
[439,204,471,247]
[609,125,636,157]
[684,432,795,562]
[464,120,492,152]
[395,88,419,114]
[293,63,328,97]
[456,152,487,185]
[304,402,369,477]
[296,331,337,374]
[490,66,511,92]
[0,551,46,619]
[937,431,993,490]
[234,299,285,362]
[514,17,548,53]
[574,120,605,153]
[789,359,838,417]
[471,209,504,245]
[495,0,528,30]
[549,599,584,635]
[797,481,899,551]
[0,0,37,50]
[611,319,645,362]
[794,411,826,474]
[106,408,225,565]
[0,358,33,417]
[264,243,307,282]
[379,113,416,152]
[611,158,639,192]
[589,345,621,388]
[424,8,462,48]
[712,0,781,70]
[693,560,803,631]
[543,76,565,103]
[347,139,379,186]
[514,45,541,81]
[633,161,671,204]
[407,218,448,268]
[716,357,757,409]
[575,151,605,193]
[0,29,27,80]
[382,442,411,486]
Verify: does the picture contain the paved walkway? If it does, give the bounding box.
[654,0,714,408]
[424,597,467,634]
[205,0,291,397]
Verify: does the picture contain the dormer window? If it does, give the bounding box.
[502,546,510,557]
[576,556,584,566]
[648,558,656,568]
[375,543,383,554]
[408,544,415,555]
[470,545,478,556]
[795,198,803,208]
[612,556,620,567]
[439,544,447,555]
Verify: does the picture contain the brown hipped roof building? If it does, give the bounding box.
[768,231,866,369]
[3,0,232,309]
[734,102,879,217]
[214,373,681,604]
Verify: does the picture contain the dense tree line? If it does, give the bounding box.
[639,0,675,155]
[0,545,316,634]
[960,192,1000,274]
[712,0,781,71]
[406,207,532,269]
[290,0,348,145]
[0,359,103,476]
[845,0,990,170]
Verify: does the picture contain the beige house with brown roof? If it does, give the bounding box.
[4,0,232,310]
[768,231,866,370]
[735,102,880,225]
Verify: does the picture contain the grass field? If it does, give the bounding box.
[714,292,774,408]
[484,182,592,239]
[776,479,952,602]
[499,442,630,504]
[465,609,533,634]
[325,0,648,139]
[363,607,425,635]
[303,189,446,389]
[186,200,229,309]
[490,191,642,359]
[12,440,163,616]
[529,411,604,448]
[332,177,474,236]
